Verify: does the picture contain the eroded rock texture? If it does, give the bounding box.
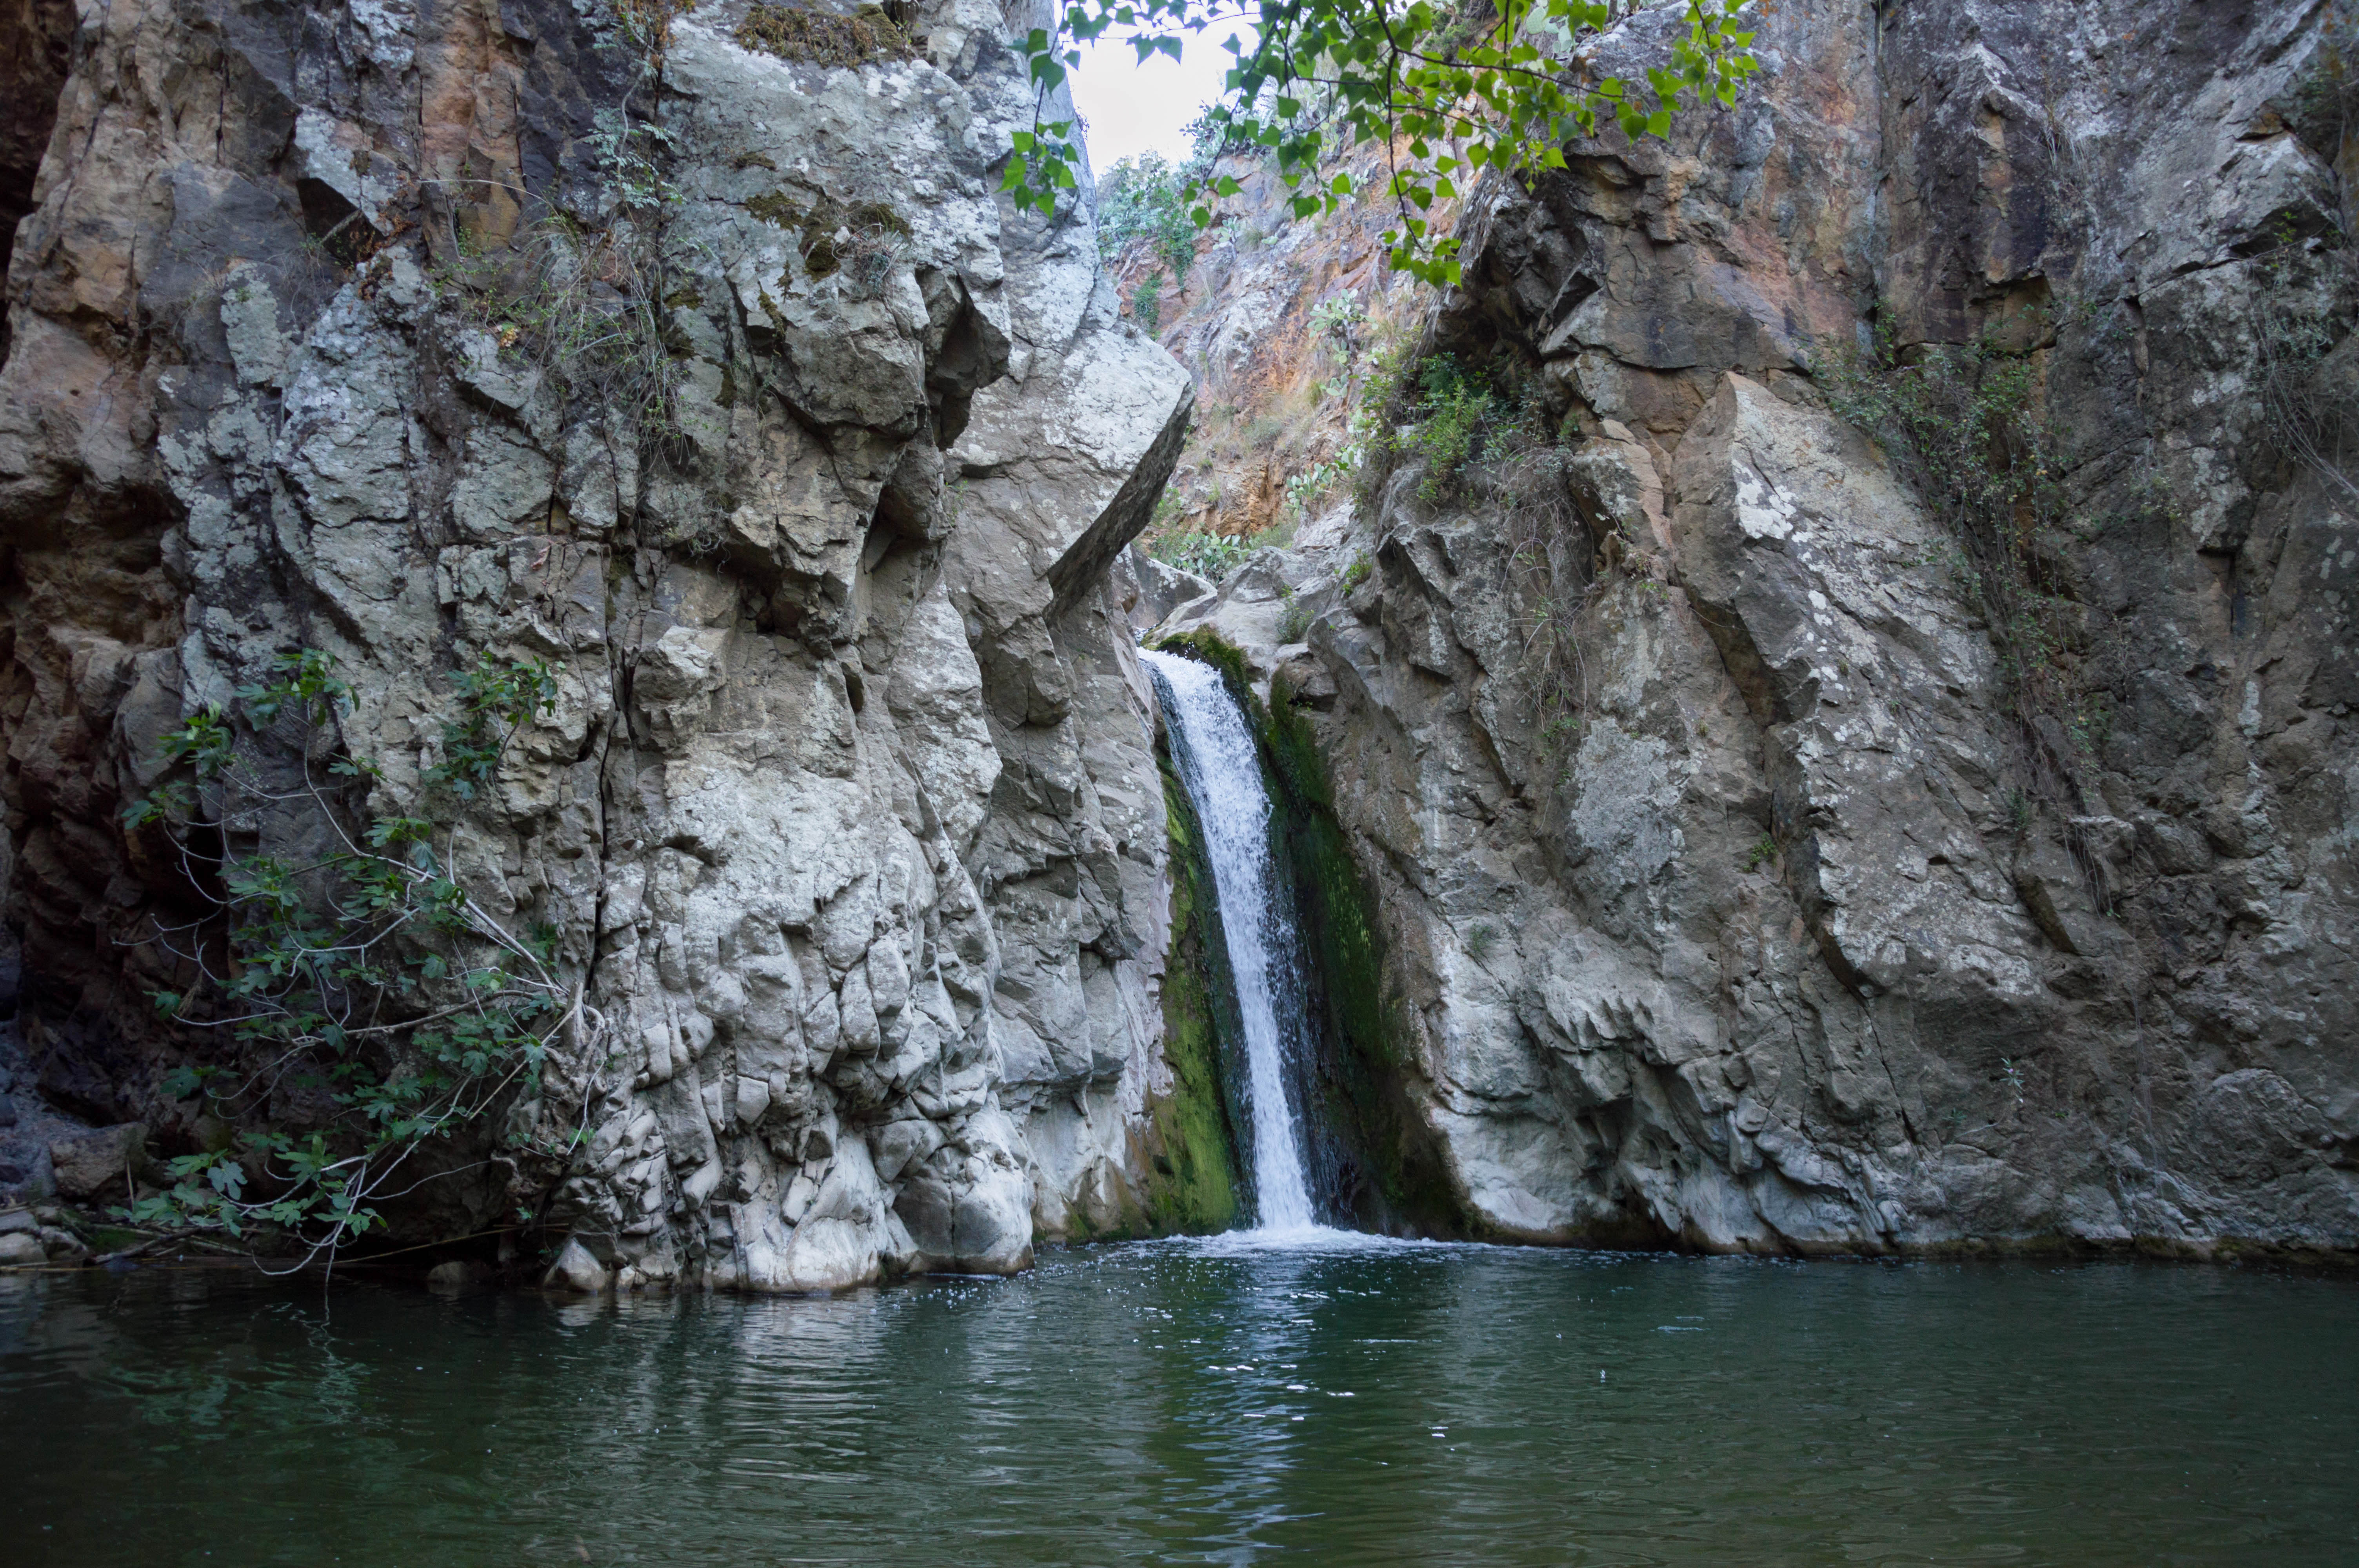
[0,0,1199,1285]
[1167,0,2357,1255]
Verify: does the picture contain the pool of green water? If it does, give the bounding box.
[2,1235,2352,1565]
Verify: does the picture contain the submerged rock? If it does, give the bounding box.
[542,1238,610,1295]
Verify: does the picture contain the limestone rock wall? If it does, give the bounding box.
[1166,0,2358,1255]
[0,0,1203,1284]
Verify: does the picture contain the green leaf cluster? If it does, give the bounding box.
[1150,529,1260,581]
[1096,151,1207,279]
[119,649,575,1263]
[1132,269,1166,331]
[1363,352,1549,504]
[1004,0,1758,285]
[427,652,560,800]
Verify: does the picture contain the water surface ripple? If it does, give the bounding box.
[2,1243,2352,1565]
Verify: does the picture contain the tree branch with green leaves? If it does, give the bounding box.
[117,649,592,1271]
[1004,0,1758,286]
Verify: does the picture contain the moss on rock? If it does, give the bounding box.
[733,3,915,68]
[1127,769,1247,1233]
[1150,627,1463,1235]
[1265,671,1464,1234]
[1149,626,1256,697]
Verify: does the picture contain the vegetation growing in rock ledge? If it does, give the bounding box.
[745,191,912,291]
[1816,319,2122,828]
[1355,351,1559,508]
[1150,530,1259,582]
[117,649,580,1267]
[734,2,916,67]
[1097,150,1205,279]
[426,0,719,540]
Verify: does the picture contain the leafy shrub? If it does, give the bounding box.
[1132,269,1165,332]
[1405,358,1501,499]
[1283,450,1355,521]
[1352,353,1548,508]
[121,649,578,1265]
[1278,587,1311,644]
[1151,530,1258,582]
[1309,294,1367,359]
[1097,151,1203,281]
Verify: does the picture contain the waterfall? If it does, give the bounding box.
[1144,650,1319,1232]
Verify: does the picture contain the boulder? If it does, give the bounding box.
[541,1238,610,1294]
[48,1125,147,1201]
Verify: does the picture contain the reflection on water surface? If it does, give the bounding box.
[2,1237,2352,1565]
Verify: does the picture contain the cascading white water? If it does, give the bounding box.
[1143,649,1317,1232]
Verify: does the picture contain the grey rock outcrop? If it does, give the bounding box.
[2,0,2351,1274]
[47,1122,147,1202]
[1255,0,2358,1255]
[0,0,1197,1286]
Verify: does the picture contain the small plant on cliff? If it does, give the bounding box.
[1816,322,2110,818]
[1098,151,1207,283]
[1133,269,1167,332]
[1278,586,1312,644]
[1309,292,1372,405]
[733,1,915,66]
[2250,218,2359,508]
[1003,0,1759,285]
[1152,530,1258,582]
[119,649,580,1269]
[1363,354,1550,506]
[430,0,707,470]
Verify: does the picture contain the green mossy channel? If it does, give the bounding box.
[1151,629,1463,1237]
[1125,765,1251,1235]
[1065,731,1250,1241]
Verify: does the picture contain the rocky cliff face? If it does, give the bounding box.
[1159,0,2359,1256]
[5,0,2354,1276]
[0,0,1205,1285]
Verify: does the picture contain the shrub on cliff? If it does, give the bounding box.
[1098,151,1204,283]
[118,650,579,1267]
